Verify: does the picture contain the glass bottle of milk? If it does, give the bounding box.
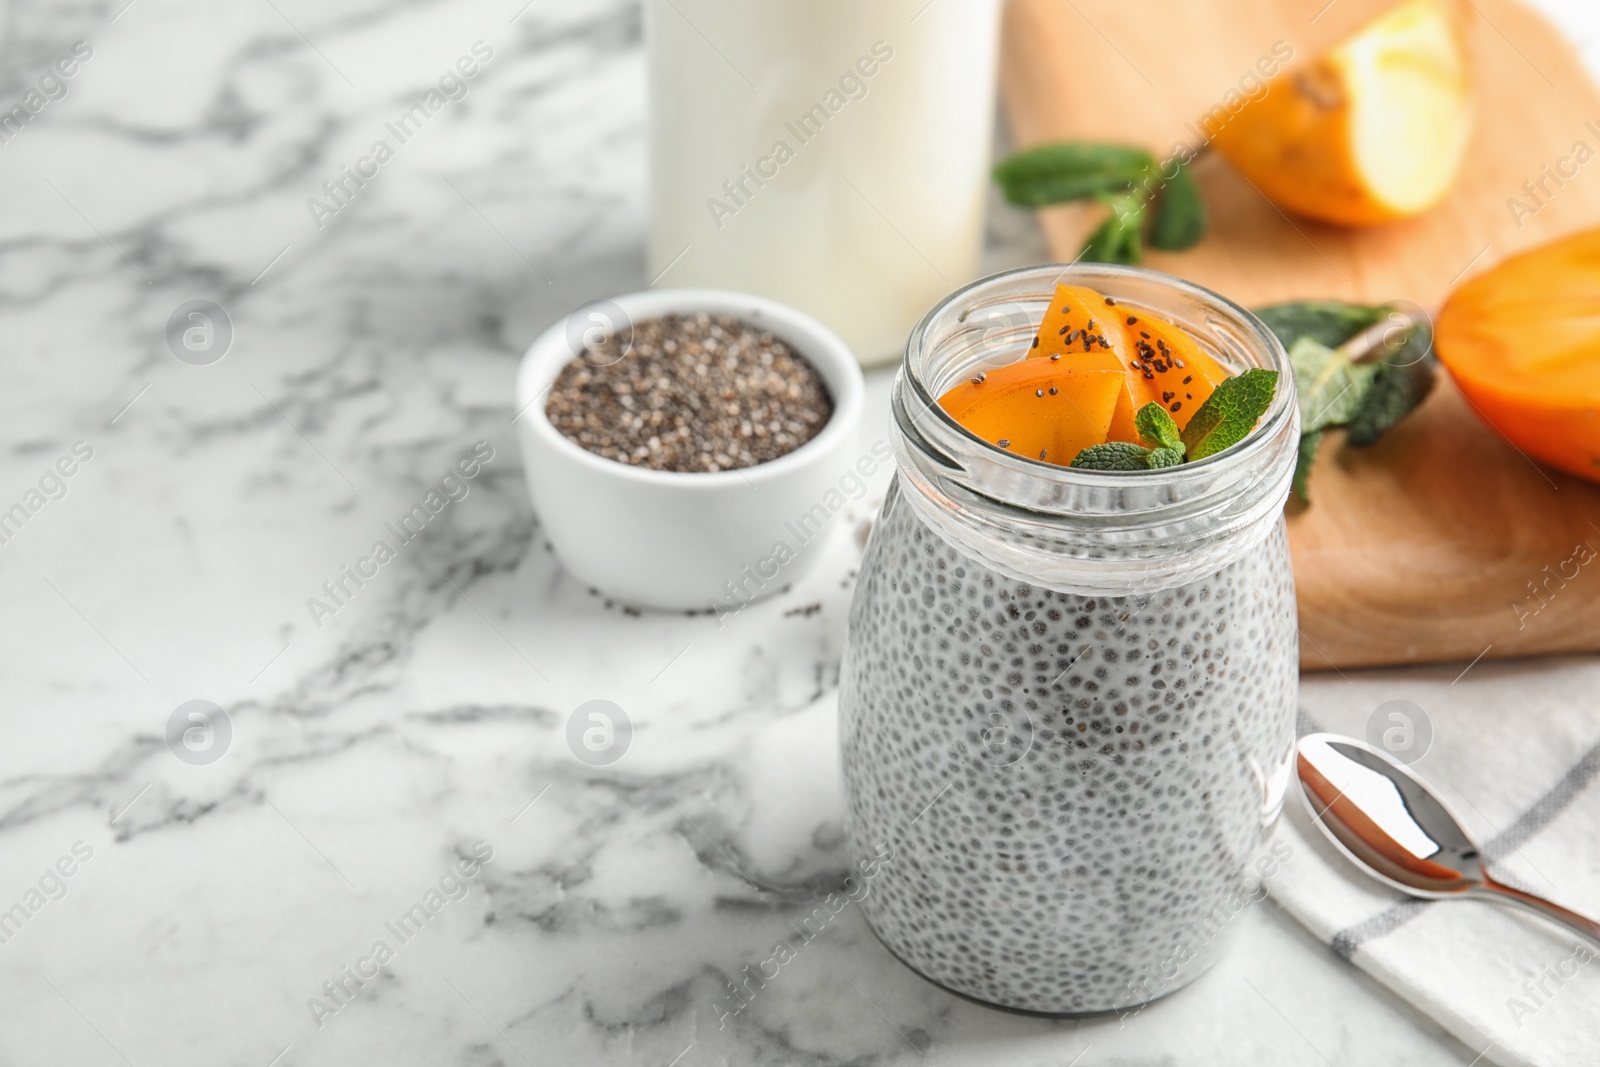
[646,0,1001,366]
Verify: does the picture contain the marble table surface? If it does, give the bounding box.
[3,0,1598,1064]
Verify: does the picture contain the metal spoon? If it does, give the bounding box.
[1295,733,1600,946]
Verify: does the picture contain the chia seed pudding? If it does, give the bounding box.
[838,264,1301,1015]
[841,488,1296,1013]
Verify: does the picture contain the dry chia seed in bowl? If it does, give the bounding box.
[545,312,834,473]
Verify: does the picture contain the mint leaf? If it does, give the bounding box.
[1180,369,1279,460]
[1252,300,1434,506]
[1290,336,1376,434]
[1134,402,1183,451]
[1347,321,1437,446]
[1147,446,1185,468]
[993,142,1154,207]
[1149,159,1206,251]
[1253,301,1386,350]
[1293,429,1322,502]
[1080,193,1143,265]
[1070,441,1153,470]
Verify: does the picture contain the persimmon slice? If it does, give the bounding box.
[1121,313,1230,431]
[1436,227,1600,481]
[1029,284,1148,442]
[1033,284,1134,364]
[938,358,1124,465]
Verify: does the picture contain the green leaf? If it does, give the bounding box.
[1080,193,1144,265]
[1148,160,1206,251]
[1147,446,1185,468]
[1292,430,1322,503]
[1180,368,1279,460]
[1289,336,1377,434]
[1255,301,1435,505]
[1134,402,1183,451]
[1346,321,1438,446]
[993,142,1155,207]
[1253,301,1387,350]
[1070,441,1154,470]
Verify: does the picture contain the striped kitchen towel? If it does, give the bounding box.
[1270,656,1600,1067]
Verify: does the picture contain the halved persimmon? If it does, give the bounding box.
[1436,227,1600,481]
[1211,0,1473,226]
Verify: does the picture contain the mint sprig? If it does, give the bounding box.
[992,141,1208,264]
[1181,369,1280,460]
[1070,441,1157,470]
[1072,385,1279,470]
[1254,302,1386,350]
[1346,321,1436,445]
[992,142,1155,207]
[1071,402,1191,470]
[1148,159,1205,252]
[1134,403,1183,452]
[1291,336,1376,434]
[1080,193,1144,266]
[1255,300,1437,504]
[1147,446,1185,468]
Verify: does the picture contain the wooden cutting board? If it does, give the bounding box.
[1000,0,1600,670]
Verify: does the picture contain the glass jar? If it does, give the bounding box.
[645,0,1000,366]
[839,264,1301,1015]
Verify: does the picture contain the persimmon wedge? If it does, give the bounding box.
[1436,227,1600,481]
[938,358,1125,465]
[1033,284,1131,363]
[1120,312,1230,430]
[1029,284,1230,438]
[1029,284,1143,442]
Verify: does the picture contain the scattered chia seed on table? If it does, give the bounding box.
[545,313,834,473]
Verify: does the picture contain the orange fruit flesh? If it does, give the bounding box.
[1209,0,1473,227]
[937,283,1233,466]
[1030,284,1142,442]
[1436,227,1600,481]
[1118,314,1230,430]
[937,358,1125,465]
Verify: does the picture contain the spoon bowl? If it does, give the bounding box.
[1295,733,1600,945]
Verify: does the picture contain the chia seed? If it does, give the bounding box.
[545,313,833,473]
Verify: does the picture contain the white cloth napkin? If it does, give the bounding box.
[1268,656,1600,1066]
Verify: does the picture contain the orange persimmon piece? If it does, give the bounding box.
[1033,285,1133,364]
[1121,313,1230,431]
[1437,226,1600,481]
[1031,284,1145,443]
[1209,0,1472,227]
[938,358,1124,465]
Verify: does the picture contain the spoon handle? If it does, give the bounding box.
[1480,872,1600,948]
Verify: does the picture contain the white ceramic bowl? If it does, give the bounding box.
[516,289,865,611]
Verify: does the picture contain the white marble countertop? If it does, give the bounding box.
[2,1,1596,1064]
